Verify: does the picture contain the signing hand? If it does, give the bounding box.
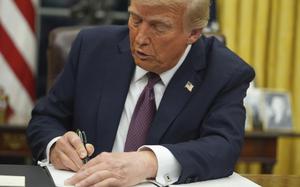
[65,151,158,187]
[50,131,94,171]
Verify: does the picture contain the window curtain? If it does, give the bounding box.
[217,0,300,175]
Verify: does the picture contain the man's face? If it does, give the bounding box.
[128,1,195,74]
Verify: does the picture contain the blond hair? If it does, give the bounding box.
[129,0,211,30]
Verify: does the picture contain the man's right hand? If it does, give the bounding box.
[50,131,94,171]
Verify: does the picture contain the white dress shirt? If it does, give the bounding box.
[46,45,192,186]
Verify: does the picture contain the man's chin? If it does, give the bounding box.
[134,61,156,72]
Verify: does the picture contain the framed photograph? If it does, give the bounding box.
[244,84,263,130]
[261,91,293,131]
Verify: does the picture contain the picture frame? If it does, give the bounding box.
[261,90,293,131]
[244,84,263,130]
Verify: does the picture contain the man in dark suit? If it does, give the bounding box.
[27,0,255,186]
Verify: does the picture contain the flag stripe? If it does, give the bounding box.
[0,25,36,101]
[0,0,36,123]
[0,0,36,74]
[13,0,35,32]
[0,53,34,123]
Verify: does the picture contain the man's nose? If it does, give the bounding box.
[135,23,150,46]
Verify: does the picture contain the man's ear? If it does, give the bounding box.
[187,28,202,44]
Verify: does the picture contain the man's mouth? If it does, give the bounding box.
[135,50,151,60]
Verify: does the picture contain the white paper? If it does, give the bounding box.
[45,164,74,187]
[168,173,261,187]
[45,164,260,187]
[0,175,25,186]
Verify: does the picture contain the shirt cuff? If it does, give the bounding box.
[44,136,61,164]
[139,145,181,186]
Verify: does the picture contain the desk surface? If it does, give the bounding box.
[0,164,55,187]
[244,174,300,187]
[245,131,300,138]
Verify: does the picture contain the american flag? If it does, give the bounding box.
[0,0,38,124]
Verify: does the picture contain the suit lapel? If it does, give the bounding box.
[147,38,208,144]
[95,35,135,153]
[95,35,210,150]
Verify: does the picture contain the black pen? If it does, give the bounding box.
[76,129,90,164]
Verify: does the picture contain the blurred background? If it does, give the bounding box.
[0,0,299,177]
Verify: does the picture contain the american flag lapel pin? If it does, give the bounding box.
[185,81,194,92]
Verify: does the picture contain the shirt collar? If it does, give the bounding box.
[133,45,191,86]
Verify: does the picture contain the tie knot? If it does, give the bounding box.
[147,72,160,88]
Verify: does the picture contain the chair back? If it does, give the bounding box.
[47,26,83,90]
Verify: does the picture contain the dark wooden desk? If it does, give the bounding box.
[244,174,300,187]
[0,164,55,187]
[240,131,300,174]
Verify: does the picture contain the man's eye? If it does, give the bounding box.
[153,24,169,33]
[130,16,142,26]
[133,20,142,25]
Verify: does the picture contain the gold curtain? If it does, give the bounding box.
[217,0,300,175]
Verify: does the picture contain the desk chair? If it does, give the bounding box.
[47,26,83,91]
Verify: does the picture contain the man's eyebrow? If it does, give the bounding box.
[150,18,172,25]
[128,8,142,18]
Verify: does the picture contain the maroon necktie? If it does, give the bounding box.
[124,72,160,151]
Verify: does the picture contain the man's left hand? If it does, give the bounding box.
[65,151,158,187]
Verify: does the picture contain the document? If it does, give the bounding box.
[168,173,261,187]
[44,164,74,187]
[43,164,260,187]
[0,175,25,186]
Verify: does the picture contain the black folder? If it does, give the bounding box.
[0,164,55,187]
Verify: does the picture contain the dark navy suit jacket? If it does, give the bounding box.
[27,26,255,184]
